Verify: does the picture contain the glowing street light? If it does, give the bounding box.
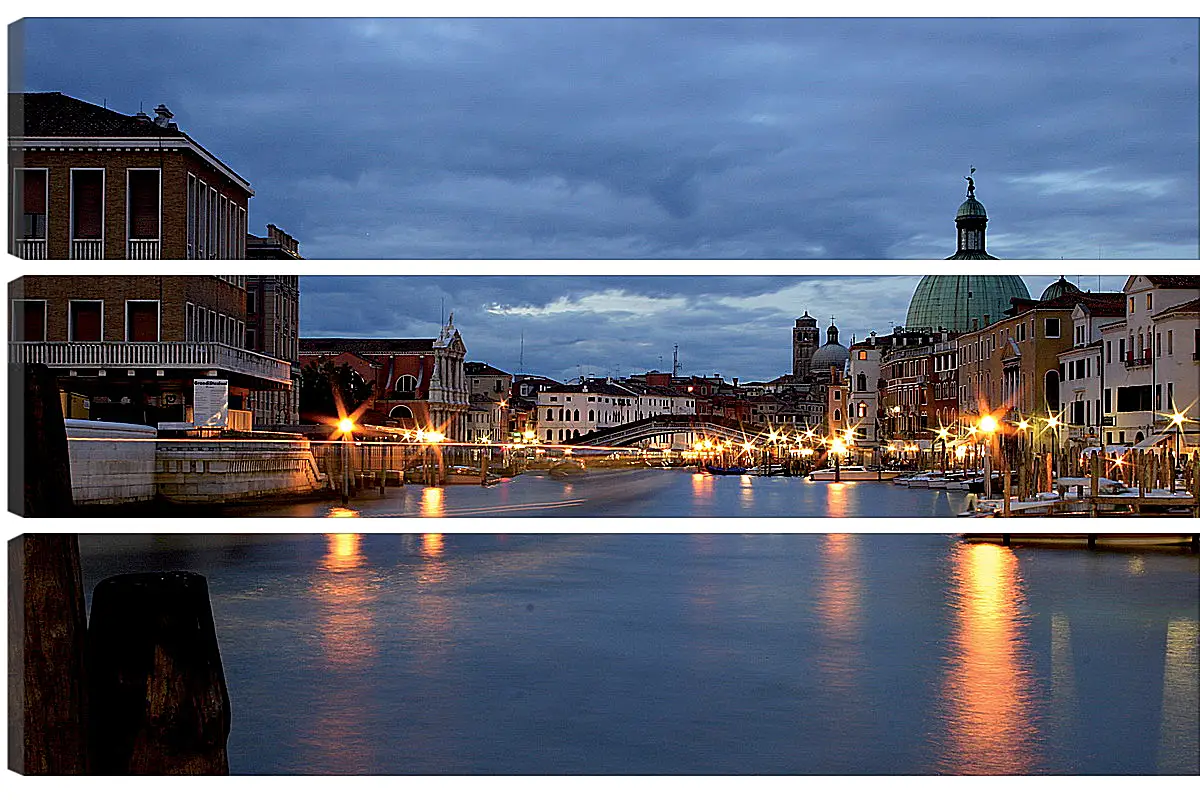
[337,417,355,435]
[978,415,998,435]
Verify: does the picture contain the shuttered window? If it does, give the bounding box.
[126,301,159,342]
[128,170,160,239]
[17,169,47,238]
[12,300,46,341]
[71,170,104,239]
[69,300,103,341]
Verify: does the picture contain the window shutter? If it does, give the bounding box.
[21,170,46,213]
[72,171,104,238]
[129,171,159,239]
[127,301,159,342]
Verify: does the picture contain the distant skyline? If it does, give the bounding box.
[11,18,1199,259]
[299,274,1130,383]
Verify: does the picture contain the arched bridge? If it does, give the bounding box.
[567,415,770,448]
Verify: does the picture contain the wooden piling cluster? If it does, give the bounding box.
[996,429,1197,516]
[9,535,231,775]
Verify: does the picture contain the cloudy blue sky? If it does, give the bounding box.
[10,17,1199,259]
[298,274,1130,382]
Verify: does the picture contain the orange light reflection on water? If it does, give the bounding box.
[938,544,1039,775]
[815,534,863,694]
[302,533,377,772]
[421,487,445,517]
[826,482,849,516]
[691,472,713,501]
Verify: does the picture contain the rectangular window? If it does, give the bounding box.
[70,169,104,240]
[14,168,48,239]
[1167,330,1173,355]
[208,310,217,342]
[1168,383,1174,407]
[68,300,103,341]
[1146,293,1153,310]
[11,299,47,341]
[208,187,219,258]
[125,300,160,342]
[1044,318,1061,338]
[1129,297,1135,313]
[127,169,160,242]
[1155,384,1162,410]
[187,174,197,258]
[1116,385,1152,413]
[1119,339,1126,361]
[858,350,867,360]
[1104,388,1112,414]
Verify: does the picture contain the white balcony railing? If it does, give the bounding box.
[70,239,104,259]
[13,239,47,259]
[127,239,161,259]
[10,340,292,386]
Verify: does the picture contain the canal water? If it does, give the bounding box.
[234,469,973,517]
[77,534,1199,775]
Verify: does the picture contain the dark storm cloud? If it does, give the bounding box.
[12,18,1198,258]
[298,275,1129,382]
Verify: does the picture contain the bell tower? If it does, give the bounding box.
[792,312,818,378]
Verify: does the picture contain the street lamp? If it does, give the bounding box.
[978,414,999,499]
[337,417,355,505]
[830,438,848,482]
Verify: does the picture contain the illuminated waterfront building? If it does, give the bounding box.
[299,318,469,439]
[1097,276,1200,449]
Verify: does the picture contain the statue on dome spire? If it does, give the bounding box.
[964,165,976,197]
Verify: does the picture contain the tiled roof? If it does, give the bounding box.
[1153,297,1200,318]
[1144,275,1200,290]
[11,92,188,138]
[465,362,512,376]
[300,337,437,353]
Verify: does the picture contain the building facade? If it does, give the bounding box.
[9,275,291,427]
[299,321,469,439]
[10,92,252,260]
[1097,276,1200,447]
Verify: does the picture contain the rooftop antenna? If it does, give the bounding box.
[672,343,680,377]
[440,297,445,326]
[519,329,525,374]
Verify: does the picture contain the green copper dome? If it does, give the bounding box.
[956,197,988,219]
[1039,276,1080,301]
[905,275,1031,332]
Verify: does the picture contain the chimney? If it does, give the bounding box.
[133,111,152,125]
[153,103,174,128]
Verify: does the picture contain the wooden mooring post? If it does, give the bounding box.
[8,534,88,775]
[10,363,74,517]
[88,571,231,775]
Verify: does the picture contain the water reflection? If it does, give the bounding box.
[938,544,1040,774]
[815,534,863,693]
[421,487,445,517]
[1158,619,1200,774]
[299,534,377,773]
[826,483,849,516]
[1049,613,1078,749]
[690,472,713,502]
[326,506,361,518]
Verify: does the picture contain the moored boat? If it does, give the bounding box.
[703,464,748,475]
[808,466,902,481]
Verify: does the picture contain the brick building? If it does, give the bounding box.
[10,92,252,259]
[956,286,1124,425]
[9,275,292,426]
[299,321,469,439]
[244,225,302,426]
